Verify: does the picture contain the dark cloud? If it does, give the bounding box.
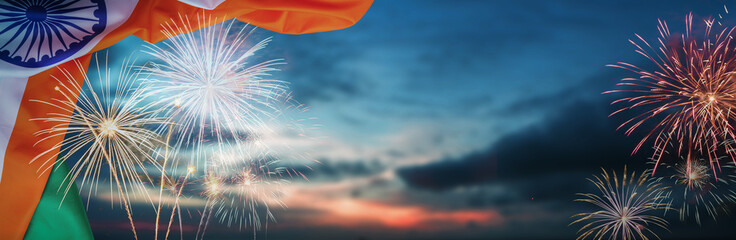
[396,74,648,191]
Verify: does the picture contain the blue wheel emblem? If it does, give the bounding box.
[0,0,106,68]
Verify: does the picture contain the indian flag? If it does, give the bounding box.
[0,0,372,239]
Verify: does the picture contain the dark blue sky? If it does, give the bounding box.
[87,1,736,239]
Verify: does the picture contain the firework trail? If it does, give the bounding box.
[31,53,165,240]
[163,166,195,240]
[141,13,287,169]
[155,121,176,240]
[606,13,736,174]
[648,146,736,225]
[196,166,226,240]
[571,166,670,240]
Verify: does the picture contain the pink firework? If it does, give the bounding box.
[607,13,736,174]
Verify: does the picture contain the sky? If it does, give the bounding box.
[77,0,736,239]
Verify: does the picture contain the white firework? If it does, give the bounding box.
[571,167,670,240]
[142,13,287,169]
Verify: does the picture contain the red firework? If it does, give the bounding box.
[607,13,736,175]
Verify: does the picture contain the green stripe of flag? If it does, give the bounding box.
[25,161,93,240]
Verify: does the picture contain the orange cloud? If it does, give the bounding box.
[286,196,503,230]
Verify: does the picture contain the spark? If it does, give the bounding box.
[571,166,670,240]
[204,171,225,199]
[605,13,736,174]
[31,53,165,240]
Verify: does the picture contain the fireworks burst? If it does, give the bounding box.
[606,13,736,173]
[571,166,670,240]
[675,158,712,190]
[649,152,736,225]
[142,13,287,169]
[192,142,287,240]
[31,53,165,240]
[212,153,286,230]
